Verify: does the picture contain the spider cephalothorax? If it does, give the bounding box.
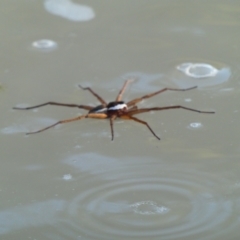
[13,79,214,140]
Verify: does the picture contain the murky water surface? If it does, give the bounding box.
[1,1,240,239]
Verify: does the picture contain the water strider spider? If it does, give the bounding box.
[13,79,215,140]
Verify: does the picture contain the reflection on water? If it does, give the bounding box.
[104,72,163,93]
[1,117,57,135]
[105,63,230,95]
[62,173,73,180]
[44,0,95,21]
[0,200,66,235]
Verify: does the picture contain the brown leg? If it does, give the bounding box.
[121,115,160,140]
[13,102,93,111]
[128,106,215,115]
[109,115,117,140]
[26,115,87,134]
[127,86,197,107]
[116,79,135,101]
[128,105,138,111]
[26,112,108,135]
[79,85,107,106]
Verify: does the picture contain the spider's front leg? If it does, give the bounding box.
[26,115,88,134]
[79,85,107,106]
[127,105,215,115]
[116,79,135,101]
[25,112,108,135]
[126,86,197,107]
[13,102,93,111]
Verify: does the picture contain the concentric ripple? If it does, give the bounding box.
[66,177,233,239]
[50,156,239,240]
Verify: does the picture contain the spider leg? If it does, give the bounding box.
[79,85,107,106]
[26,112,108,135]
[13,102,93,111]
[128,105,138,111]
[26,115,87,134]
[127,106,215,115]
[109,115,117,140]
[121,115,160,140]
[116,79,135,101]
[126,86,197,107]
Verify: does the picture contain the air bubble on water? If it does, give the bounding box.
[188,122,203,129]
[63,174,72,180]
[177,63,218,78]
[32,39,58,51]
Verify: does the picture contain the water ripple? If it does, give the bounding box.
[49,156,239,240]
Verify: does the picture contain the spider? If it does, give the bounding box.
[13,79,215,140]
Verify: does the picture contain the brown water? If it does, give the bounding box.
[1,1,240,239]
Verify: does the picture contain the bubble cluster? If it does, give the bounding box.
[130,201,169,215]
